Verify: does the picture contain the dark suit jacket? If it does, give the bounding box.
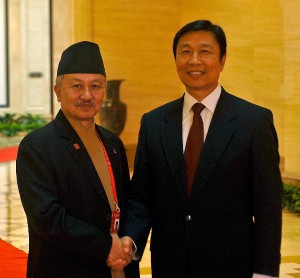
[123,88,282,278]
[16,110,139,278]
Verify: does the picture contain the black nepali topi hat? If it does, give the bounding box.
[57,41,106,77]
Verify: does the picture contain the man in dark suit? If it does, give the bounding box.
[16,41,138,278]
[122,20,282,278]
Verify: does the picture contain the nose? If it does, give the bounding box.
[189,52,202,65]
[80,88,93,99]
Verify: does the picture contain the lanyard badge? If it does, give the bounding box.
[110,204,121,234]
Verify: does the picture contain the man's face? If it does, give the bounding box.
[175,30,226,98]
[54,73,106,126]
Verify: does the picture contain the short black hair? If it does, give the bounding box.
[172,20,227,60]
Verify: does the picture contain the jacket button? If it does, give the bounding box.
[185,215,192,221]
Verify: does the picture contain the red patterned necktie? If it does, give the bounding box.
[184,103,205,196]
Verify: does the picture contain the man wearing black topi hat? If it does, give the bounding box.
[16,41,139,278]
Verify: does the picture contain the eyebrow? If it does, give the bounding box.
[70,78,103,82]
[178,43,213,49]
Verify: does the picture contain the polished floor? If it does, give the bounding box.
[1,159,300,277]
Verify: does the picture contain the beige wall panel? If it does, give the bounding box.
[252,1,285,160]
[90,0,181,144]
[52,0,74,116]
[72,0,92,41]
[281,0,300,177]
[220,45,255,103]
[284,105,300,174]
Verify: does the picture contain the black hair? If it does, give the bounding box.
[172,20,227,61]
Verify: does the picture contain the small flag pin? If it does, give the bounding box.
[73,143,80,149]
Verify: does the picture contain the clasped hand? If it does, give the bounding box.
[106,235,134,270]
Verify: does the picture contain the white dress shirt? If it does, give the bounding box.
[182,84,221,152]
[182,85,276,278]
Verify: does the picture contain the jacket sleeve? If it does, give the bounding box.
[121,115,152,259]
[251,109,282,277]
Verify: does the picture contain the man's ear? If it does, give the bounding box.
[220,54,226,71]
[54,85,61,102]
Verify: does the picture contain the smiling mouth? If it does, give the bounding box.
[188,71,204,77]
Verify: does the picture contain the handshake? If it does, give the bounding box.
[106,235,135,270]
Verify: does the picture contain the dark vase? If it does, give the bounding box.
[100,79,127,137]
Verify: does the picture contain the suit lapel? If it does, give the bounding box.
[189,90,237,204]
[160,97,188,203]
[54,111,110,206]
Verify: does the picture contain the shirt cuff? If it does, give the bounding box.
[253,273,277,278]
[131,239,140,261]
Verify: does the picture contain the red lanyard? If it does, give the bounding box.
[97,133,119,211]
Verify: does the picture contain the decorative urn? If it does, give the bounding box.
[100,79,127,137]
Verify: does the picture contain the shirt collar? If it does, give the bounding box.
[183,84,222,114]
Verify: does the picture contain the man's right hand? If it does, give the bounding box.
[106,234,127,270]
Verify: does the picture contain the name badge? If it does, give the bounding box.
[110,209,121,234]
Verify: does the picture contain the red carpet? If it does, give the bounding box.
[0,146,18,163]
[0,239,27,277]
